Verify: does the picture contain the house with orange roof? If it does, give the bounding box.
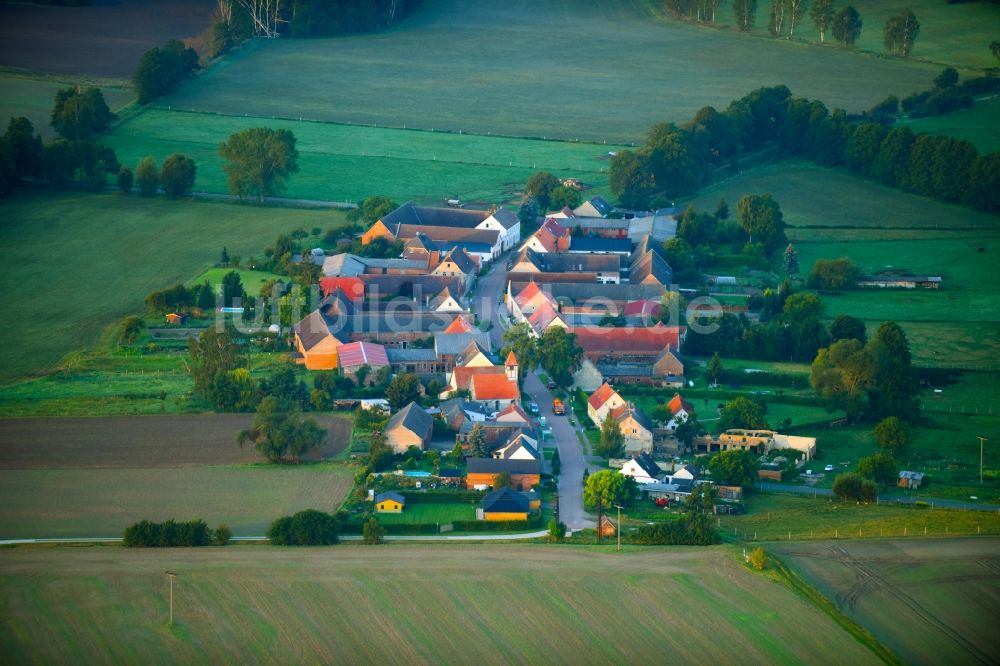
[610,404,654,455]
[470,373,520,411]
[293,310,345,370]
[587,382,627,428]
[520,217,570,254]
[443,315,475,334]
[665,393,695,431]
[319,277,365,301]
[506,280,559,324]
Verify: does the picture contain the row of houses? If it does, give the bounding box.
[375,486,541,522]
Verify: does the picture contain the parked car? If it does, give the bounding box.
[824,464,835,472]
[529,402,539,414]
[547,380,556,390]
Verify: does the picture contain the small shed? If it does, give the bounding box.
[375,491,405,513]
[598,515,617,537]
[165,313,188,325]
[898,470,925,489]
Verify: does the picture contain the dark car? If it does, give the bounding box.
[547,380,556,390]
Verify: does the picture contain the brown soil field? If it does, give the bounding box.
[0,0,215,78]
[0,413,351,468]
[774,538,1000,665]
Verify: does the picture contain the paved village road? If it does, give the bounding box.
[524,372,596,529]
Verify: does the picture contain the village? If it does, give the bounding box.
[280,195,852,536]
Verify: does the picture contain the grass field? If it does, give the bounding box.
[187,267,287,298]
[685,0,1000,71]
[0,190,346,385]
[0,545,885,663]
[686,159,1000,369]
[719,493,1000,541]
[0,463,355,538]
[0,74,133,140]
[900,95,1000,154]
[103,108,620,204]
[774,538,1000,664]
[159,0,939,143]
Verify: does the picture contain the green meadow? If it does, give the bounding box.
[0,73,132,139]
[0,190,346,384]
[899,95,1000,154]
[687,0,999,71]
[102,108,621,204]
[158,0,939,142]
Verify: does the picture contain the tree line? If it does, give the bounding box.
[611,83,999,213]
[124,519,231,547]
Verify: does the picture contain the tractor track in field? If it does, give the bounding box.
[828,546,994,665]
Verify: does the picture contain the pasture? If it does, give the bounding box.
[0,545,884,664]
[103,108,620,204]
[0,74,132,140]
[0,190,345,384]
[158,0,939,143]
[719,493,1000,541]
[0,0,214,79]
[690,0,1000,71]
[686,159,1000,369]
[774,538,1000,665]
[900,95,1000,154]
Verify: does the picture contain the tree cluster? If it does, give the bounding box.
[132,39,199,105]
[219,127,300,203]
[0,117,44,196]
[145,279,219,313]
[238,396,326,463]
[707,449,760,486]
[267,509,341,545]
[810,321,920,423]
[807,257,861,291]
[900,69,999,120]
[614,83,1000,215]
[50,86,114,141]
[123,519,227,547]
[664,0,723,24]
[630,485,719,545]
[583,470,636,510]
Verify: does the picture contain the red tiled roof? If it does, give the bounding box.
[622,299,661,318]
[573,325,683,354]
[319,277,365,300]
[496,402,530,423]
[453,365,505,391]
[505,350,518,366]
[337,341,390,368]
[444,315,475,334]
[667,393,694,415]
[588,382,619,410]
[471,374,520,401]
[514,281,542,305]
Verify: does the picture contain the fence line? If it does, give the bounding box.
[722,524,1000,543]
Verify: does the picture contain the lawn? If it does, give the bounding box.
[774,538,1000,665]
[0,463,355,538]
[899,95,1000,154]
[187,267,288,298]
[719,493,1000,542]
[375,503,476,525]
[103,108,620,204]
[0,545,885,664]
[158,0,939,143]
[0,190,346,384]
[686,0,999,71]
[0,74,133,140]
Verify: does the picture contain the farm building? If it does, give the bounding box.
[375,492,405,513]
[898,470,925,489]
[479,487,531,521]
[384,402,433,453]
[857,274,942,289]
[293,310,345,370]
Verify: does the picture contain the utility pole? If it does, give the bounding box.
[615,505,624,552]
[978,437,988,483]
[164,571,178,626]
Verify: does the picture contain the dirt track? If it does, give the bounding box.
[0,414,351,468]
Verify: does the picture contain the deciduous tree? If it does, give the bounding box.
[883,9,919,57]
[219,127,299,202]
[718,396,768,430]
[874,416,909,455]
[159,153,196,197]
[525,171,561,211]
[811,0,835,43]
[386,373,421,411]
[237,396,325,463]
[832,5,862,47]
[50,87,114,141]
[584,470,636,509]
[501,323,539,374]
[135,155,158,196]
[707,449,759,487]
[537,327,583,387]
[597,412,625,458]
[733,0,758,32]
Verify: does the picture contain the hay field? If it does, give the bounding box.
[103,108,621,204]
[0,190,346,384]
[775,538,1000,665]
[158,0,939,142]
[900,96,1000,154]
[0,545,884,664]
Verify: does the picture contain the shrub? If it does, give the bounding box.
[362,517,385,544]
[832,472,878,502]
[267,509,339,545]
[548,518,567,542]
[116,165,133,193]
[135,155,158,196]
[214,524,232,546]
[748,547,766,571]
[629,515,720,545]
[123,519,212,547]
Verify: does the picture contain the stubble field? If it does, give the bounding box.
[0,544,883,664]
[775,538,1000,665]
